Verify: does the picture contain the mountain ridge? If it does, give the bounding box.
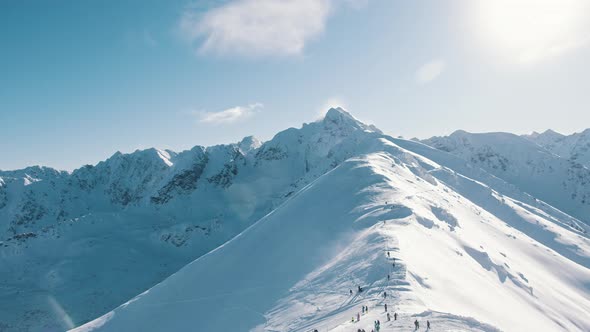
[2,109,590,331]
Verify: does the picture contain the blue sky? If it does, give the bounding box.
[2,0,590,171]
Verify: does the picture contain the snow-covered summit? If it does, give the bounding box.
[0,108,389,331]
[238,135,262,154]
[74,137,590,332]
[322,107,382,134]
[2,111,590,332]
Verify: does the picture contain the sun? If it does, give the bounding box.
[475,0,589,64]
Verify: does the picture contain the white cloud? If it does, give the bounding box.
[199,103,263,124]
[179,0,366,56]
[415,59,446,84]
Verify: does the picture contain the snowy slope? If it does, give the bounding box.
[422,131,590,225]
[0,108,385,331]
[3,110,590,332]
[73,142,590,332]
[524,129,590,167]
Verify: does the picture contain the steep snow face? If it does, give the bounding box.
[72,148,590,332]
[524,129,590,167]
[422,130,590,224]
[0,108,390,331]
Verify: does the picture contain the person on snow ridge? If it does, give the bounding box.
[362,306,365,314]
[358,285,363,293]
[427,320,431,329]
[365,306,369,313]
[387,274,390,281]
[357,313,360,322]
[394,312,398,320]
[387,313,391,321]
[384,303,387,312]
[414,319,420,330]
[350,289,353,295]
[383,291,387,298]
[387,251,390,258]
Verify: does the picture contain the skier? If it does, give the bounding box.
[358,285,363,293]
[414,319,419,330]
[394,312,397,320]
[383,291,387,298]
[387,251,390,258]
[362,306,365,314]
[384,303,387,312]
[427,320,431,329]
[387,274,390,281]
[350,289,353,296]
[387,312,391,321]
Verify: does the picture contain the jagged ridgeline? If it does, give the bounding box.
[0,108,384,330]
[1,108,589,332]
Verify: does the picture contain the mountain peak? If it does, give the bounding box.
[321,107,381,134]
[324,107,353,120]
[238,135,262,154]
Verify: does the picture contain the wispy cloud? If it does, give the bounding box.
[179,0,366,57]
[415,59,446,84]
[199,103,263,124]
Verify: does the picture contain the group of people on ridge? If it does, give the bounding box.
[314,248,433,331]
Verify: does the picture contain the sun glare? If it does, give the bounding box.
[476,0,590,64]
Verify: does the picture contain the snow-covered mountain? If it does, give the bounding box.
[0,108,384,331]
[422,130,590,225]
[2,109,590,332]
[73,119,590,332]
[524,129,590,167]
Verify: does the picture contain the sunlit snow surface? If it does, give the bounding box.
[73,149,590,332]
[2,109,589,331]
